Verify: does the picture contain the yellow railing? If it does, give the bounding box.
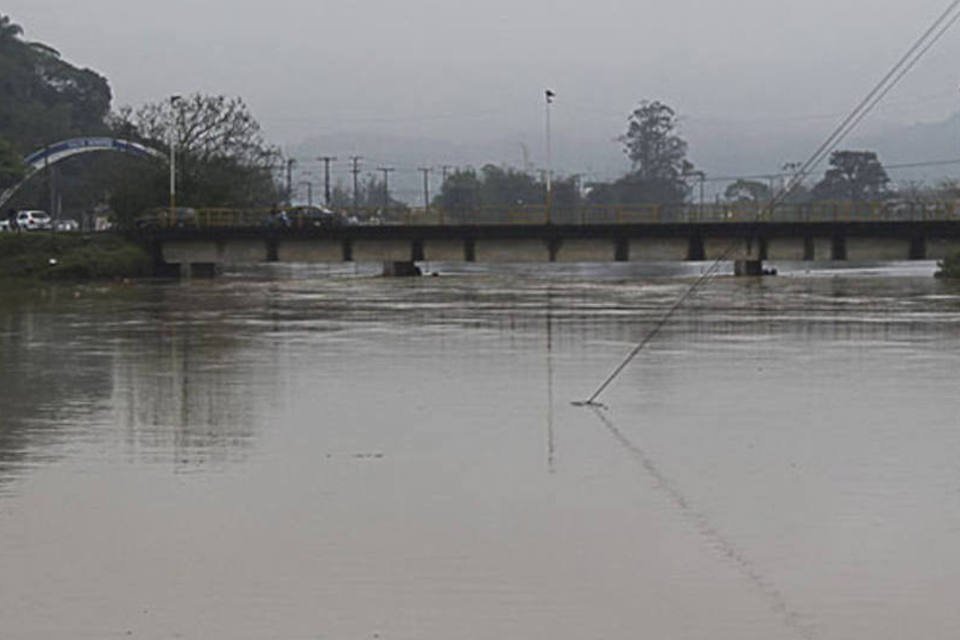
[145,201,960,229]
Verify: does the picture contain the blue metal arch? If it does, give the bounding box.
[1,137,166,210]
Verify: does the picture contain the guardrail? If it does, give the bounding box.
[144,201,960,229]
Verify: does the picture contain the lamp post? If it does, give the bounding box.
[169,95,181,221]
[545,89,555,224]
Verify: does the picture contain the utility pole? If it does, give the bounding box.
[350,156,362,215]
[285,158,297,206]
[378,167,395,215]
[418,167,431,212]
[45,148,54,229]
[318,156,337,206]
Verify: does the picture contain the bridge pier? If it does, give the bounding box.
[382,261,422,277]
[734,259,763,276]
[733,259,778,276]
[181,262,217,279]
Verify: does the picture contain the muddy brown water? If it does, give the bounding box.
[1,262,959,639]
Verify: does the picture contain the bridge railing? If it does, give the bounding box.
[145,201,960,229]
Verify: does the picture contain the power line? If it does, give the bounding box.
[779,0,960,204]
[575,0,960,407]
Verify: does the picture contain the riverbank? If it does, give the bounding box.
[0,233,151,282]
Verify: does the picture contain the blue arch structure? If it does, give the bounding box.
[0,137,166,210]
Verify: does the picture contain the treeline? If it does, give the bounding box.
[431,101,960,217]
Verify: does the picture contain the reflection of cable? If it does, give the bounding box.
[545,292,557,474]
[589,407,818,639]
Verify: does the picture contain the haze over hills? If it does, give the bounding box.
[283,109,960,205]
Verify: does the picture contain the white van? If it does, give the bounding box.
[16,210,52,231]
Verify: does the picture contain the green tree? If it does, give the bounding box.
[106,94,282,223]
[435,169,482,221]
[724,179,771,203]
[477,165,543,208]
[0,136,25,188]
[610,100,691,204]
[812,150,890,201]
[434,165,581,222]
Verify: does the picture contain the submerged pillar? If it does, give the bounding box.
[182,262,217,279]
[734,259,764,277]
[382,261,422,277]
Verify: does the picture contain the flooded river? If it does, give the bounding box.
[1,262,959,639]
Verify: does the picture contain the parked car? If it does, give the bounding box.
[288,205,344,229]
[0,219,10,232]
[16,210,52,231]
[54,219,80,232]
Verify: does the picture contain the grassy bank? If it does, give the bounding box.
[0,233,152,282]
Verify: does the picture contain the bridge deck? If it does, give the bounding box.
[149,219,960,270]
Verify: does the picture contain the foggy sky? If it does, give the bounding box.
[8,0,960,188]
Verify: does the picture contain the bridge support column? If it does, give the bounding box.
[734,259,763,276]
[182,262,217,279]
[733,259,777,276]
[382,261,422,277]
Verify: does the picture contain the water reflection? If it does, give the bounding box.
[545,289,556,474]
[588,406,818,639]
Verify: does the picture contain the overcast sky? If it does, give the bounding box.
[8,0,960,186]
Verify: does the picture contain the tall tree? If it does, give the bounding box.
[724,179,771,203]
[812,150,890,201]
[614,100,691,203]
[435,169,483,221]
[110,94,282,216]
[588,100,692,206]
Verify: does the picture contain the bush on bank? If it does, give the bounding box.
[0,233,152,281]
[936,252,960,279]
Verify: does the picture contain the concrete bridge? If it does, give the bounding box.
[148,217,960,277]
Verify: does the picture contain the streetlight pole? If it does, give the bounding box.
[350,156,362,216]
[169,95,181,221]
[378,167,394,216]
[285,159,296,206]
[545,89,555,224]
